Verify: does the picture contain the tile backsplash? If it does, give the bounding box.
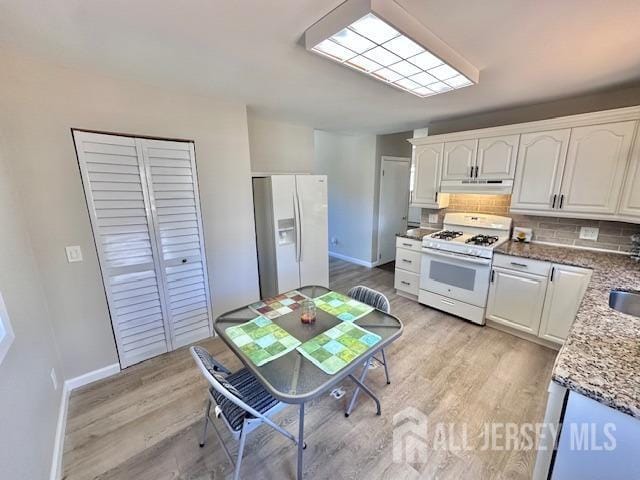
[421,194,640,253]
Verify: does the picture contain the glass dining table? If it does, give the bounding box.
[214,285,404,480]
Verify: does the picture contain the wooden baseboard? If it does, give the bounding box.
[329,251,377,268]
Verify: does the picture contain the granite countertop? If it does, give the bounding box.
[496,241,640,419]
[397,227,438,241]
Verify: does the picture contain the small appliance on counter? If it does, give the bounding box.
[512,227,533,243]
[631,233,640,261]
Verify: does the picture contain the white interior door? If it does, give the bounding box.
[296,175,329,288]
[377,157,411,265]
[74,131,171,368]
[140,139,213,349]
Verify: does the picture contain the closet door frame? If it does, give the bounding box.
[139,138,214,340]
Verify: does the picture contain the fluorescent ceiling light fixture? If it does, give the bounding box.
[305,0,479,98]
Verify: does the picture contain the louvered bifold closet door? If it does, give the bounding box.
[74,131,172,367]
[139,139,213,349]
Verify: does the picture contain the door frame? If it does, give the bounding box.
[376,156,411,266]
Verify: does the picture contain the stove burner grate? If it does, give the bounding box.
[466,235,499,246]
[431,230,464,241]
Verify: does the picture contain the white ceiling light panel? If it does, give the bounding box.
[305,0,478,98]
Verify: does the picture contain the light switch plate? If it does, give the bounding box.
[50,368,58,390]
[428,214,439,224]
[579,227,599,241]
[65,245,83,263]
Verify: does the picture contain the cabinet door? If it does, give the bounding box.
[539,265,591,344]
[442,139,477,180]
[74,131,171,368]
[412,143,444,207]
[486,267,548,335]
[510,129,570,212]
[476,134,519,180]
[617,126,640,220]
[140,139,214,350]
[559,121,636,215]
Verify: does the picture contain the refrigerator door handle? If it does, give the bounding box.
[296,190,303,262]
[293,193,301,262]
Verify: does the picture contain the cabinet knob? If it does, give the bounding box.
[181,258,188,264]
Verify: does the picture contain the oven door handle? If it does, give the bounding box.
[422,248,492,265]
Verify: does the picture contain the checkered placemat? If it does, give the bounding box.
[249,290,310,319]
[225,316,301,366]
[313,291,374,322]
[296,322,381,375]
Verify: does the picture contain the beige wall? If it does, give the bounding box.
[427,84,640,135]
[0,51,260,379]
[247,112,315,173]
[313,130,377,263]
[0,140,64,479]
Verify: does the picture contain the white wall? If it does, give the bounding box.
[0,51,260,379]
[313,130,377,264]
[0,140,64,479]
[248,111,315,173]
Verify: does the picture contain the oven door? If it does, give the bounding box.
[420,248,492,307]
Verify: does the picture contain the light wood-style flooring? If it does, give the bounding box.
[62,258,557,479]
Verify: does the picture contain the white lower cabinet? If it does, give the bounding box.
[539,265,592,343]
[394,237,422,298]
[486,267,548,335]
[486,255,592,345]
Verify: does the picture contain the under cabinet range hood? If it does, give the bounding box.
[440,178,514,195]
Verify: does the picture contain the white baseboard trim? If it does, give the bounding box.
[49,363,120,480]
[329,251,376,268]
[64,363,120,391]
[49,383,69,480]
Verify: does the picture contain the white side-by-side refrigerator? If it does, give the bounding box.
[253,175,329,298]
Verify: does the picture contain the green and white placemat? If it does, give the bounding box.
[225,316,301,366]
[313,291,374,322]
[296,322,381,375]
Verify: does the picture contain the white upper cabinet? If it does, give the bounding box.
[510,129,571,212]
[442,139,477,180]
[539,264,592,344]
[476,135,520,180]
[558,121,636,215]
[411,143,449,209]
[619,128,640,220]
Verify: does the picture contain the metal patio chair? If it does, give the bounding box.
[344,285,391,417]
[191,346,304,480]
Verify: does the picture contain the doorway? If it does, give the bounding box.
[377,156,411,266]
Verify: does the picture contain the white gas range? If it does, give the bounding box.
[419,213,512,325]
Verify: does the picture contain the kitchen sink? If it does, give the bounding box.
[609,289,640,318]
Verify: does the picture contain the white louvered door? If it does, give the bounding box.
[74,131,212,367]
[139,139,213,348]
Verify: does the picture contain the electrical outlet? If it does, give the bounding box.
[428,214,439,224]
[579,227,599,241]
[50,368,58,390]
[65,245,83,263]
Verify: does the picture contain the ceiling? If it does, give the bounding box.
[1,0,640,133]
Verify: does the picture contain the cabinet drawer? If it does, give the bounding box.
[396,237,422,252]
[493,254,551,276]
[394,269,419,295]
[396,248,421,273]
